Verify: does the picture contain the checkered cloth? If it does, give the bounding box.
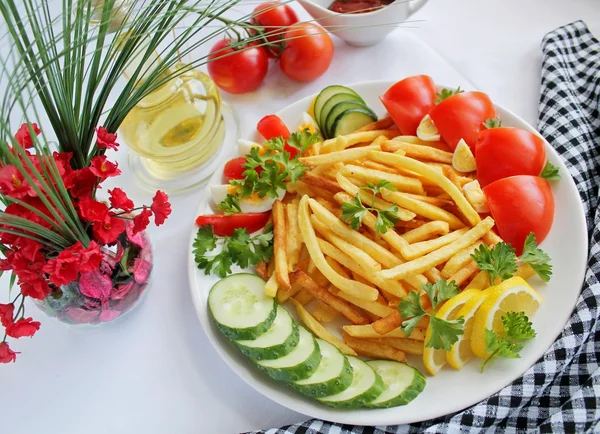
[245,20,600,434]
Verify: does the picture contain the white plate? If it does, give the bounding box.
[188,80,588,426]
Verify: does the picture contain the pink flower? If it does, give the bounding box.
[111,281,134,300]
[89,156,121,180]
[151,191,171,226]
[0,165,34,199]
[79,270,112,301]
[14,122,41,148]
[108,188,134,212]
[132,208,152,234]
[125,222,145,247]
[6,317,40,338]
[131,258,152,284]
[65,307,99,324]
[92,216,125,245]
[96,127,119,151]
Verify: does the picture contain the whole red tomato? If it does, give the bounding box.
[207,39,269,94]
[280,23,334,82]
[252,2,299,57]
[380,75,437,135]
[476,127,547,187]
[429,91,496,153]
[484,175,554,254]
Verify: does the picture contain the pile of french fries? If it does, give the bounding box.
[256,118,535,368]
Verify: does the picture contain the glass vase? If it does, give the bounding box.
[34,229,153,325]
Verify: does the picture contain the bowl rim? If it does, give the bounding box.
[298,0,409,19]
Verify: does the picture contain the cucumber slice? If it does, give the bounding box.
[291,339,353,398]
[325,102,376,138]
[365,360,426,408]
[318,357,384,408]
[318,93,364,134]
[330,109,378,138]
[208,273,276,341]
[236,306,300,360]
[256,327,321,382]
[313,85,363,128]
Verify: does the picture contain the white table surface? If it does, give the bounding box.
[1,1,599,433]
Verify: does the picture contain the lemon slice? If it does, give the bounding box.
[462,180,489,213]
[416,115,440,141]
[470,277,542,358]
[423,288,480,376]
[452,139,476,172]
[446,290,487,369]
[308,96,318,120]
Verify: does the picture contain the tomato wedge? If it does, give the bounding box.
[195,212,271,237]
[476,127,546,187]
[379,75,437,135]
[429,91,496,153]
[223,157,247,181]
[257,114,299,157]
[484,175,554,254]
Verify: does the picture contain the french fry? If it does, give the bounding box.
[516,263,536,280]
[442,165,463,189]
[402,221,450,243]
[324,255,351,279]
[465,271,490,290]
[300,145,381,167]
[483,230,504,246]
[307,257,317,275]
[285,201,302,271]
[372,310,402,335]
[312,301,339,323]
[365,337,424,355]
[311,215,382,271]
[424,266,443,283]
[361,160,399,174]
[441,241,483,278]
[395,219,429,230]
[448,260,480,287]
[379,288,401,305]
[264,272,278,298]
[298,195,379,301]
[330,285,396,318]
[256,261,269,281]
[382,140,453,164]
[344,324,426,341]
[290,270,371,325]
[369,151,481,226]
[290,299,357,356]
[294,289,314,305]
[355,116,395,132]
[390,135,452,151]
[272,200,291,291]
[400,193,453,207]
[301,172,342,194]
[342,334,407,363]
[403,228,470,260]
[339,164,424,195]
[320,130,398,154]
[378,217,495,280]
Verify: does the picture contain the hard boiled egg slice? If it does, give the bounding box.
[452,139,477,173]
[299,111,320,134]
[417,114,440,141]
[210,184,285,214]
[238,139,263,157]
[462,180,489,213]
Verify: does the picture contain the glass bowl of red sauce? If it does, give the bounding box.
[297,0,429,46]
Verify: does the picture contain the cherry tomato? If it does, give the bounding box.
[223,158,248,181]
[379,75,437,135]
[484,175,554,254]
[279,23,334,82]
[429,91,496,153]
[253,2,299,57]
[195,212,271,237]
[256,114,299,157]
[207,39,269,94]
[476,127,547,188]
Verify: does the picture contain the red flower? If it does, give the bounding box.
[96,127,119,151]
[132,208,152,234]
[43,250,80,286]
[108,188,134,212]
[90,156,121,180]
[14,123,41,148]
[79,241,103,273]
[52,152,72,177]
[0,304,14,327]
[0,342,18,363]
[0,165,34,199]
[78,198,109,222]
[151,191,171,225]
[65,168,97,198]
[92,216,125,245]
[20,278,51,300]
[6,317,40,338]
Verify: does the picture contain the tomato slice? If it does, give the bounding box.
[223,157,247,181]
[379,75,437,135]
[257,114,298,157]
[429,91,496,153]
[476,127,546,187]
[195,212,271,237]
[483,175,554,254]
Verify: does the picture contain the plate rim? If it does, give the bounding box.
[187,79,589,426]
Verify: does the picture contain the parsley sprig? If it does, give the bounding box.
[399,280,465,351]
[540,162,561,181]
[340,180,400,234]
[287,128,320,153]
[471,232,553,283]
[435,87,464,104]
[193,224,274,278]
[481,311,536,372]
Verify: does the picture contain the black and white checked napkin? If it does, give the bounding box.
[245,21,600,434]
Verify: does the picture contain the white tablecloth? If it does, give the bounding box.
[1,1,599,433]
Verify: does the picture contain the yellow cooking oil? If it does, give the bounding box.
[119,66,225,176]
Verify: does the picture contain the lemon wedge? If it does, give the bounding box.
[446,290,487,369]
[307,96,318,120]
[462,180,489,213]
[423,288,480,376]
[416,115,440,142]
[452,139,476,173]
[470,277,542,358]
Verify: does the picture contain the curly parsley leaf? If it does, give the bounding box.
[288,128,320,153]
[361,180,396,196]
[218,194,242,215]
[342,182,399,234]
[375,205,400,234]
[427,316,465,351]
[520,233,553,281]
[481,311,535,372]
[503,311,536,341]
[435,87,464,104]
[398,291,427,337]
[484,118,503,129]
[262,136,285,152]
[423,280,461,310]
[471,242,518,283]
[192,225,217,258]
[341,194,367,230]
[540,162,561,181]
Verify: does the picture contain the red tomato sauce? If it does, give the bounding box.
[328,0,394,14]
